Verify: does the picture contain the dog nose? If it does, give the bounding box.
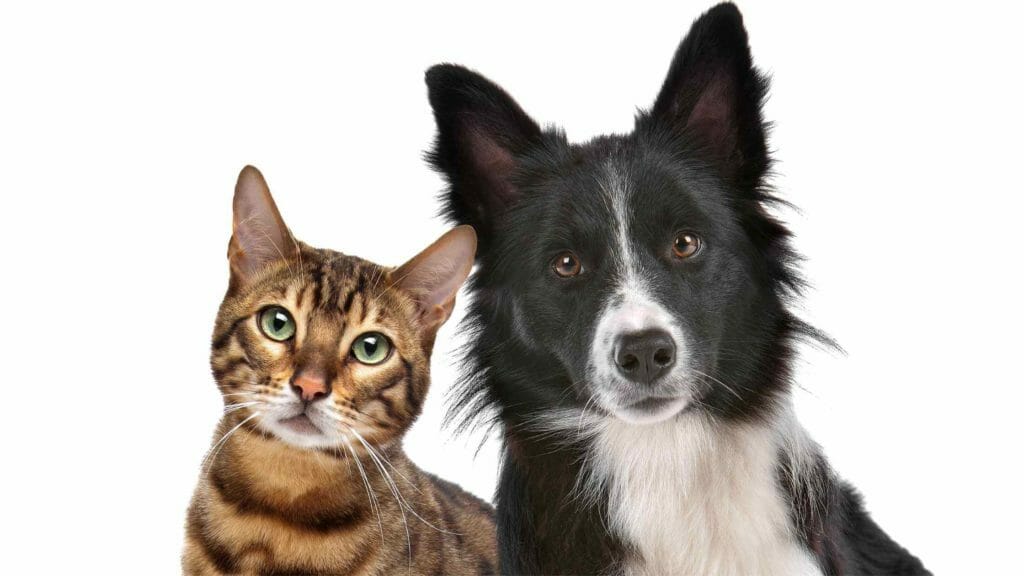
[614,329,676,385]
[290,369,330,402]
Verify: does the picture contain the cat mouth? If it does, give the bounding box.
[278,413,322,435]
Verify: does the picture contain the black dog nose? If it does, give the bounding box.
[614,329,676,385]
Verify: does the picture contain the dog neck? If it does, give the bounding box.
[586,406,823,576]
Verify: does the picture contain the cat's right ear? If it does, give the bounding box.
[391,225,477,332]
[228,165,298,284]
[425,64,542,251]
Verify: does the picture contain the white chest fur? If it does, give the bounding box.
[588,414,823,576]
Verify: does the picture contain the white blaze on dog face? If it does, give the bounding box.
[425,59,789,428]
[588,164,694,424]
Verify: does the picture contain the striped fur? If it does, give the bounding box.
[183,167,495,575]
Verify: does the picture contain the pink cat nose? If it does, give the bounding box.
[290,370,330,402]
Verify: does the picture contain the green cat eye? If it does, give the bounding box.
[351,332,391,365]
[258,306,296,341]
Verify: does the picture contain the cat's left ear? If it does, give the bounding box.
[228,165,299,283]
[391,225,477,330]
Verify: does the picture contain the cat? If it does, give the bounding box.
[183,165,497,575]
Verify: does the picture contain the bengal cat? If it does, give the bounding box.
[183,166,497,575]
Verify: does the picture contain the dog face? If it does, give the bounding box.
[428,5,803,425]
[468,141,775,425]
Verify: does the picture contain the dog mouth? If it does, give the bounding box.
[609,394,689,424]
[624,396,678,412]
[278,413,322,435]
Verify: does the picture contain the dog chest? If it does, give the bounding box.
[590,416,823,576]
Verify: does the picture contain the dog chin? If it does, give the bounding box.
[610,396,689,425]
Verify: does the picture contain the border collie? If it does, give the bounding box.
[425,3,929,574]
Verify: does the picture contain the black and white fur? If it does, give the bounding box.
[425,4,929,574]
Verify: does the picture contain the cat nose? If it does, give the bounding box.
[614,329,676,385]
[290,369,331,402]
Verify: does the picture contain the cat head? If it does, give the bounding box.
[211,165,476,450]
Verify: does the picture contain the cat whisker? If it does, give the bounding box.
[349,428,412,569]
[293,232,304,283]
[332,444,354,474]
[370,266,387,294]
[350,429,462,536]
[223,401,262,414]
[377,265,418,300]
[341,434,385,545]
[362,444,426,498]
[201,412,261,473]
[235,213,296,278]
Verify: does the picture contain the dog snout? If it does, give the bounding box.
[613,328,676,385]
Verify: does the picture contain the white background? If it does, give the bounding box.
[1,1,1021,573]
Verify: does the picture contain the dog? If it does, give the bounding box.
[425,3,929,574]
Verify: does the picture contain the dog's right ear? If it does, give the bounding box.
[425,64,542,251]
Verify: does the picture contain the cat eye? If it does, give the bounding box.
[672,232,703,260]
[258,306,296,341]
[351,332,392,365]
[551,251,583,278]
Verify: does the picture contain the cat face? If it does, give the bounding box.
[210,166,475,451]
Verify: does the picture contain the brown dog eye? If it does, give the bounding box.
[551,251,583,278]
[672,233,702,259]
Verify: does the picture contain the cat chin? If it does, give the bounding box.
[260,417,342,450]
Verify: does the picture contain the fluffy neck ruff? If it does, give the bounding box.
[565,404,824,575]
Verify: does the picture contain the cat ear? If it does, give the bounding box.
[425,64,542,251]
[646,3,770,190]
[228,165,299,282]
[391,225,477,330]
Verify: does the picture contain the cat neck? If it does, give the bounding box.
[208,417,406,524]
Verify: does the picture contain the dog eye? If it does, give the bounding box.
[551,251,583,278]
[672,233,702,259]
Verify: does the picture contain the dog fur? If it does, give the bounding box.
[425,3,930,574]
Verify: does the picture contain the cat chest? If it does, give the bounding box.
[200,479,386,573]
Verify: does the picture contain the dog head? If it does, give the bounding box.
[427,4,810,425]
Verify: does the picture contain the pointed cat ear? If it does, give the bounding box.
[425,64,542,250]
[647,3,769,190]
[391,225,477,330]
[228,165,299,282]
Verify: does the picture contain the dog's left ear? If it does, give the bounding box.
[646,3,769,191]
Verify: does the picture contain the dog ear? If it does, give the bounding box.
[425,64,542,251]
[647,3,769,191]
